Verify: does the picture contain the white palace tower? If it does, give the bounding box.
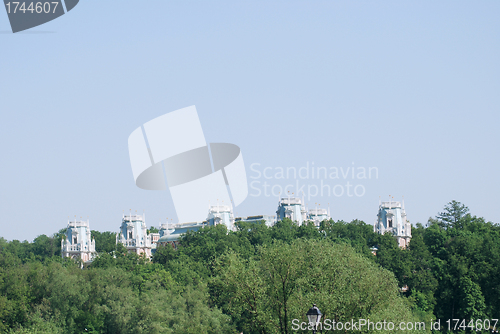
[116,212,153,257]
[61,218,96,263]
[374,198,412,248]
[276,196,308,225]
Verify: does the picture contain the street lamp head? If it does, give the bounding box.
[306,303,322,327]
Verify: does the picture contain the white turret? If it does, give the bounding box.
[61,217,96,263]
[374,197,412,248]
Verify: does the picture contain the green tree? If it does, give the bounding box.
[405,225,438,313]
[437,200,469,229]
[457,276,486,320]
[269,218,298,243]
[321,219,378,256]
[91,231,117,253]
[213,239,427,334]
[147,226,159,234]
[32,235,59,259]
[235,220,272,247]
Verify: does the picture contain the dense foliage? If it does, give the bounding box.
[0,201,498,333]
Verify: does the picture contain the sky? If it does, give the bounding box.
[1,1,499,241]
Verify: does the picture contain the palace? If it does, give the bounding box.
[61,219,96,263]
[275,197,331,227]
[206,204,235,230]
[276,197,308,225]
[308,207,330,227]
[61,196,411,260]
[116,213,155,257]
[374,199,412,248]
[157,221,204,248]
[235,215,275,227]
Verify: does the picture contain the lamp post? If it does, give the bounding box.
[306,304,322,334]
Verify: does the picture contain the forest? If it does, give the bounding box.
[0,201,498,333]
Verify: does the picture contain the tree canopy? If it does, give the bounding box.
[0,201,498,333]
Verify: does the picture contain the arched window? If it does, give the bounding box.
[388,219,393,228]
[129,231,133,239]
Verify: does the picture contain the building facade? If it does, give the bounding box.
[157,222,180,248]
[374,200,412,248]
[61,219,96,263]
[308,207,331,227]
[276,197,307,225]
[235,215,276,227]
[116,213,153,257]
[206,204,235,230]
[157,221,205,248]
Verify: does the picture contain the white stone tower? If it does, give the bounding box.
[276,196,307,225]
[206,204,235,231]
[61,218,96,263]
[374,197,412,248]
[116,212,152,257]
[308,204,331,227]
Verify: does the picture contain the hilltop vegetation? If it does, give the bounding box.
[0,201,498,333]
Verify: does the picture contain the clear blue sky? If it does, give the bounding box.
[1,1,499,241]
